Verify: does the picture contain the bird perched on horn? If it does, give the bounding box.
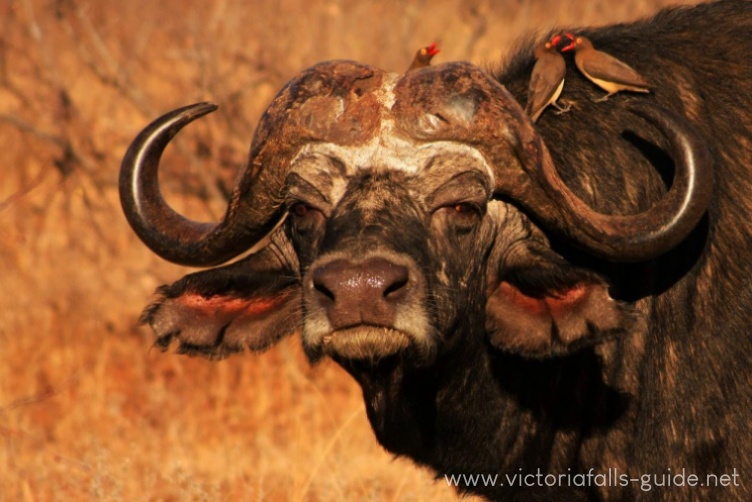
[407,43,440,72]
[525,34,572,123]
[562,34,650,101]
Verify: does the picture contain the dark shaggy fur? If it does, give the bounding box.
[350,2,752,499]
[138,2,752,500]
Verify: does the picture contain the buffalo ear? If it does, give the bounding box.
[142,246,300,360]
[485,247,636,358]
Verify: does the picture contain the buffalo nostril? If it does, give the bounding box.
[311,257,411,310]
[383,274,409,300]
[314,281,336,302]
[310,258,414,328]
[312,269,337,303]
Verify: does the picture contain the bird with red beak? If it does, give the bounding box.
[562,34,650,101]
[525,34,572,123]
[407,42,440,72]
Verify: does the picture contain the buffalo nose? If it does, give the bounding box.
[311,257,410,328]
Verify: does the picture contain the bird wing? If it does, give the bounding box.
[577,49,650,88]
[526,53,567,115]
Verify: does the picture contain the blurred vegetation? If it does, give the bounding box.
[0,0,700,499]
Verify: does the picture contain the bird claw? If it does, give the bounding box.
[593,95,612,103]
[553,101,573,114]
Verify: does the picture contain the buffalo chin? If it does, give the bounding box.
[322,326,412,362]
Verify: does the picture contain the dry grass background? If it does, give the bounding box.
[0,0,703,500]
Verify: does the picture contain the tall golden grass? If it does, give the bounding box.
[1,0,701,500]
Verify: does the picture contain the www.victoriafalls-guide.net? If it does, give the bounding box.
[445,468,741,492]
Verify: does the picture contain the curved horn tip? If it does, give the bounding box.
[181,101,219,119]
[517,99,713,263]
[119,102,230,267]
[625,99,713,191]
[155,102,219,131]
[624,101,673,125]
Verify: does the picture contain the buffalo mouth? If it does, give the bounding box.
[320,325,413,362]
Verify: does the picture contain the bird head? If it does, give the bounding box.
[545,34,562,50]
[559,33,578,52]
[422,42,440,58]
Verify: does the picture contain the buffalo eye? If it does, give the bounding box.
[435,202,481,232]
[288,202,325,235]
[292,202,311,218]
[451,202,475,215]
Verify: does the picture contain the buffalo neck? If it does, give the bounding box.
[340,319,628,498]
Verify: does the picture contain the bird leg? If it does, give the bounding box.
[553,100,574,114]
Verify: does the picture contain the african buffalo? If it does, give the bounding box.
[120,1,751,499]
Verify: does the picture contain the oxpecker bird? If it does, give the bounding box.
[562,35,650,101]
[407,43,440,72]
[525,34,570,123]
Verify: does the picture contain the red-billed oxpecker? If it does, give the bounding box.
[525,34,571,123]
[407,43,440,72]
[562,34,650,101]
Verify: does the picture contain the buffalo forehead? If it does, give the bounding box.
[282,62,504,204]
[291,138,493,177]
[289,140,494,206]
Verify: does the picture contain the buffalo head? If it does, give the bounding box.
[120,60,710,368]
